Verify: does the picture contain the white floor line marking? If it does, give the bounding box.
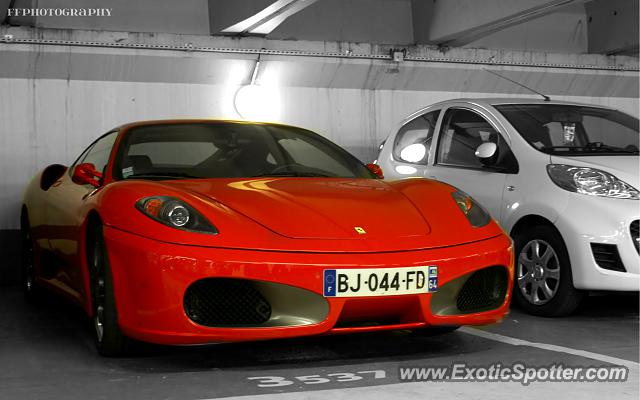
[459,326,640,370]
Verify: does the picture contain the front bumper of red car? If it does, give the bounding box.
[103,226,514,345]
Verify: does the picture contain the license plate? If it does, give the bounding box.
[323,266,437,297]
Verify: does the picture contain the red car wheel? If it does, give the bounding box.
[89,223,131,357]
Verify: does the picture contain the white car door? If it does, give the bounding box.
[426,105,518,222]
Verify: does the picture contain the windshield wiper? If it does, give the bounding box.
[126,172,203,180]
[585,142,638,153]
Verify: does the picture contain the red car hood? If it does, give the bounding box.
[169,178,430,240]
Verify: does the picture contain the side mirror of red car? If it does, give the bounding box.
[72,163,102,187]
[366,163,384,179]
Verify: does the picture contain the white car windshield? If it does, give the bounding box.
[495,104,639,155]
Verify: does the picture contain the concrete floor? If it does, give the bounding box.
[0,287,637,400]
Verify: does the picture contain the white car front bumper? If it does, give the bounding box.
[555,194,639,291]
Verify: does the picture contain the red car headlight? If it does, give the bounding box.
[135,196,218,234]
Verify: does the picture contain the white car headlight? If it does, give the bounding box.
[547,164,639,200]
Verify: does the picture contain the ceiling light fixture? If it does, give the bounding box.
[234,54,281,121]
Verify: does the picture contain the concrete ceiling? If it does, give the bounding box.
[0,0,637,56]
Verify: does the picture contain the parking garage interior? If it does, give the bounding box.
[0,1,638,399]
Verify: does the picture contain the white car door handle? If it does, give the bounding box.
[507,185,516,191]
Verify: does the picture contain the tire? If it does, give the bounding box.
[21,211,42,302]
[89,223,131,357]
[512,225,583,317]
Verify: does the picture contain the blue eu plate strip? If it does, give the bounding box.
[428,266,438,291]
[324,269,337,297]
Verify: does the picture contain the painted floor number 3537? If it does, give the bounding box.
[247,370,387,387]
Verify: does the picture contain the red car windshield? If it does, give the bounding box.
[113,123,375,180]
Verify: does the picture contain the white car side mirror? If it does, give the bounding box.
[399,143,427,163]
[475,142,498,165]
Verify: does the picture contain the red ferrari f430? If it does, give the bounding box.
[22,120,513,356]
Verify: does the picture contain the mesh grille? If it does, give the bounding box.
[631,220,639,254]
[591,243,626,272]
[456,266,508,314]
[184,279,272,327]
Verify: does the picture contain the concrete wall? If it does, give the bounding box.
[427,0,566,42]
[586,0,639,55]
[0,0,10,22]
[270,0,414,44]
[467,4,588,53]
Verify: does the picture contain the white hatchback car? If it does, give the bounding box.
[377,98,639,316]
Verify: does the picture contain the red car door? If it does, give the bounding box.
[44,131,119,301]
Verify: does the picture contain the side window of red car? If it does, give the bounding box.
[72,131,119,175]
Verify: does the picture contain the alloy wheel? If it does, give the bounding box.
[517,239,560,305]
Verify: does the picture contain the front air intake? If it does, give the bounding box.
[590,243,626,272]
[456,266,509,314]
[184,278,272,327]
